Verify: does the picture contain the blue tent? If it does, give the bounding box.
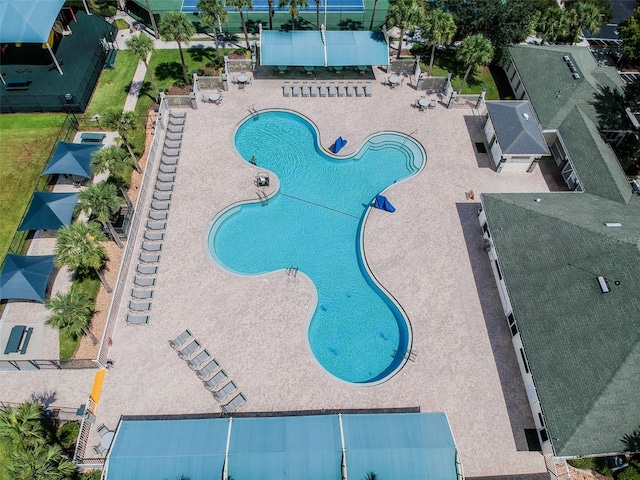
[373,194,396,212]
[42,141,100,179]
[18,192,78,231]
[0,254,55,303]
[331,137,347,154]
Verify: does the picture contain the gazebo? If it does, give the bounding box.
[42,141,100,179]
[18,191,78,231]
[0,254,55,303]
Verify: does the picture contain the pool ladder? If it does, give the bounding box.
[285,267,298,277]
[393,349,417,362]
[256,190,268,205]
[248,105,259,118]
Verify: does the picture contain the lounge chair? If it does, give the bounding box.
[166,132,182,141]
[338,82,346,97]
[221,393,246,414]
[131,289,153,299]
[428,99,437,109]
[134,276,155,287]
[169,117,185,126]
[212,381,237,402]
[141,242,162,252]
[292,82,301,97]
[329,82,337,97]
[157,173,175,183]
[195,358,220,379]
[283,82,291,97]
[302,82,310,97]
[150,201,170,211]
[153,192,172,201]
[96,424,110,437]
[146,221,166,231]
[310,82,319,97]
[144,231,164,242]
[161,156,178,165]
[186,349,210,369]
[169,329,192,349]
[139,252,160,264]
[94,443,108,455]
[164,140,181,149]
[126,314,149,325]
[203,370,227,391]
[149,211,168,221]
[159,164,177,174]
[163,148,180,157]
[365,82,372,97]
[356,82,364,97]
[177,339,201,359]
[167,125,183,134]
[129,301,151,312]
[320,83,328,97]
[347,82,355,97]
[155,182,173,192]
[136,264,158,275]
[170,110,186,118]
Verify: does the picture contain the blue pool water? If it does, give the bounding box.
[207,110,425,383]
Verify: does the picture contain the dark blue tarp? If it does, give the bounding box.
[0,0,65,44]
[331,137,347,154]
[18,191,78,231]
[42,141,100,179]
[0,254,55,302]
[373,194,396,212]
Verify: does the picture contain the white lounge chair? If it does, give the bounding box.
[165,140,181,149]
[167,124,183,134]
[203,370,227,391]
[170,110,186,118]
[356,82,364,97]
[155,182,173,192]
[149,211,168,221]
[159,164,177,174]
[161,156,178,165]
[292,82,301,97]
[212,381,237,402]
[186,349,210,369]
[163,148,180,157]
[283,82,291,97]
[131,289,153,299]
[146,221,166,231]
[150,201,170,212]
[153,192,172,201]
[177,340,200,359]
[134,276,155,287]
[126,314,149,325]
[347,82,355,97]
[320,83,328,97]
[338,83,346,97]
[195,358,220,379]
[94,443,108,455]
[136,264,158,275]
[129,301,151,312]
[329,82,337,97]
[221,393,246,414]
[365,82,372,97]
[139,252,160,263]
[302,82,310,97]
[144,231,164,242]
[169,329,192,349]
[310,82,319,97]
[166,132,182,141]
[169,117,185,126]
[141,242,162,252]
[157,173,175,183]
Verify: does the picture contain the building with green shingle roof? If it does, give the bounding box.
[478,44,639,458]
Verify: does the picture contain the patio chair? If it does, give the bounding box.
[167,124,183,134]
[302,82,310,97]
[347,82,355,97]
[166,132,182,141]
[161,156,178,166]
[203,370,227,391]
[195,358,220,379]
[155,182,173,192]
[319,83,328,97]
[170,110,186,118]
[186,349,210,369]
[163,148,180,157]
[134,276,156,287]
[169,329,192,349]
[356,82,364,97]
[153,191,172,201]
[126,314,149,325]
[94,443,108,455]
[283,81,291,97]
[149,211,168,221]
[139,252,160,264]
[338,82,346,97]
[428,99,437,109]
[96,424,110,438]
[141,242,162,252]
[146,221,166,231]
[150,201,170,211]
[310,82,319,97]
[136,264,158,275]
[365,82,372,97]
[169,117,185,126]
[177,339,201,359]
[157,173,175,183]
[212,381,237,403]
[221,393,246,414]
[292,82,301,97]
[329,82,337,97]
[159,164,177,174]
[129,301,151,312]
[131,289,153,300]
[144,231,164,242]
[165,140,181,149]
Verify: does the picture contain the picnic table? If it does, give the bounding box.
[3,325,32,354]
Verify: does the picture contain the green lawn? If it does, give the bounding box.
[148,47,222,89]
[0,439,9,480]
[85,50,140,118]
[0,114,66,265]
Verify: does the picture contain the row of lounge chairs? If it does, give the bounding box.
[283,81,372,98]
[126,110,186,326]
[169,329,247,413]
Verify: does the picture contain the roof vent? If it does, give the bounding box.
[597,276,610,293]
[522,112,530,120]
[573,73,581,80]
[605,222,622,227]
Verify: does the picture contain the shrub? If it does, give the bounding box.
[58,421,80,449]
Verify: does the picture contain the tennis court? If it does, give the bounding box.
[181,0,364,13]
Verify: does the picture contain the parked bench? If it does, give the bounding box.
[3,325,32,354]
[81,132,106,143]
[103,49,117,70]
[5,77,31,91]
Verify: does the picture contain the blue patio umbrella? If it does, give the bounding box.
[18,191,78,231]
[42,141,100,179]
[0,254,55,303]
[372,194,396,213]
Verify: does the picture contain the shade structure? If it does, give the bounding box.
[0,0,65,44]
[18,191,78,231]
[42,141,100,179]
[0,254,55,303]
[373,194,396,212]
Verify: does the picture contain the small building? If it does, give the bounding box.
[483,101,549,172]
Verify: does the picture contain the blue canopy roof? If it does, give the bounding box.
[18,192,78,232]
[261,30,389,67]
[0,254,55,303]
[0,0,65,44]
[43,141,100,179]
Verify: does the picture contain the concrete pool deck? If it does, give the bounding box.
[2,72,559,477]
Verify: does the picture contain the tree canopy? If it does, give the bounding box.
[619,8,640,67]
[158,11,196,85]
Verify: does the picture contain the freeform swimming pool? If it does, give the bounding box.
[207,110,425,384]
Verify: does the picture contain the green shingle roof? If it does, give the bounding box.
[508,45,631,204]
[481,192,640,457]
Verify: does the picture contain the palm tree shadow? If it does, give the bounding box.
[591,85,630,131]
[155,62,183,82]
[187,46,216,63]
[31,391,57,408]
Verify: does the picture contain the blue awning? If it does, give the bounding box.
[0,0,65,44]
[0,254,55,303]
[42,141,100,179]
[18,192,78,231]
[326,31,389,67]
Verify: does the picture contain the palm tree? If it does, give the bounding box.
[268,0,274,30]
[422,9,456,76]
[144,0,160,38]
[158,11,197,85]
[102,110,141,173]
[126,33,159,102]
[91,144,133,188]
[314,0,320,29]
[369,0,379,29]
[279,0,309,31]
[537,6,570,44]
[54,221,112,293]
[567,2,601,43]
[456,34,494,94]
[77,182,124,248]
[386,0,424,59]
[226,0,253,49]
[45,286,98,344]
[198,0,229,63]
[0,402,47,449]
[6,443,76,480]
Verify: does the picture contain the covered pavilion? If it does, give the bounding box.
[0,254,55,303]
[18,191,78,232]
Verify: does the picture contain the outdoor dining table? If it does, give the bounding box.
[100,431,115,450]
[388,75,400,86]
[237,74,248,84]
[357,65,368,73]
[418,97,428,108]
[208,92,221,103]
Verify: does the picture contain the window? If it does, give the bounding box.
[539,428,549,443]
[488,135,496,149]
[494,260,502,280]
[507,313,518,337]
[520,348,530,374]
